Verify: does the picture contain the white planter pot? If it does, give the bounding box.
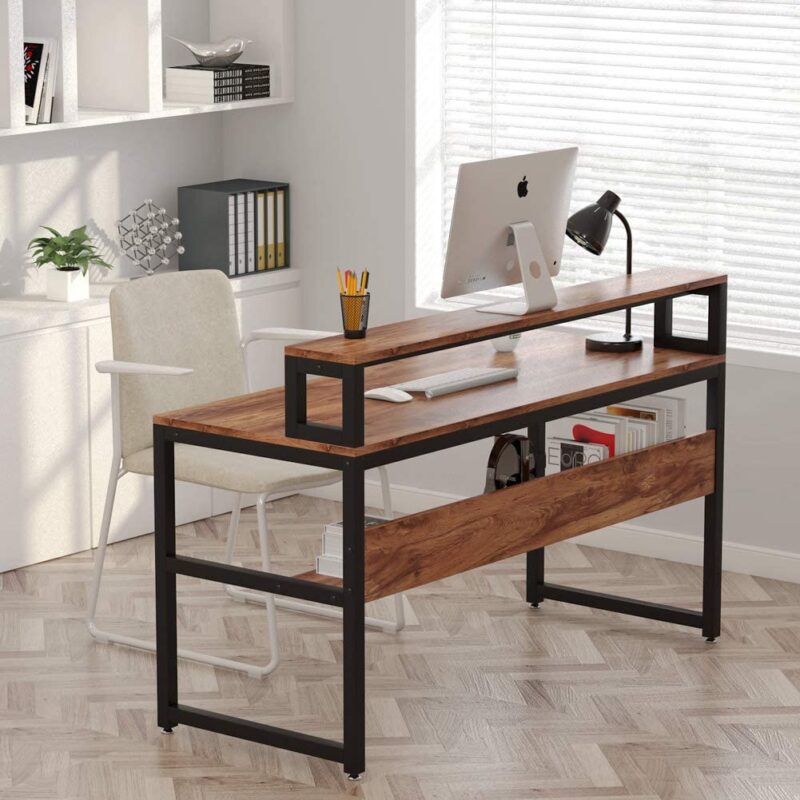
[46,268,89,302]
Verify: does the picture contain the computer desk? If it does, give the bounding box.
[152,267,726,779]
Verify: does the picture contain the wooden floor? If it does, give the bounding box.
[1,495,800,799]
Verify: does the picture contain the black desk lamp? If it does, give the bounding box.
[566,191,643,353]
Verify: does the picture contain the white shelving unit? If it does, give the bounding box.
[0,0,293,136]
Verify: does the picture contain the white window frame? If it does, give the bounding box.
[405,0,800,374]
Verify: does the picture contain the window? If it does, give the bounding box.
[415,0,800,352]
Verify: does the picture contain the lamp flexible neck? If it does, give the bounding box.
[614,210,633,338]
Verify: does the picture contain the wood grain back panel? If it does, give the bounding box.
[362,432,716,601]
[155,329,724,457]
[286,268,727,365]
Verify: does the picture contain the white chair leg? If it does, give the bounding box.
[87,458,124,643]
[89,478,279,679]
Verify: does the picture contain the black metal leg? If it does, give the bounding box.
[154,429,178,732]
[703,364,725,641]
[284,356,307,438]
[342,460,366,779]
[342,366,365,448]
[526,419,546,607]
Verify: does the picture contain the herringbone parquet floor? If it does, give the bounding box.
[1,494,799,799]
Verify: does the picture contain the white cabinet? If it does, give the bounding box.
[0,268,302,570]
[0,326,91,570]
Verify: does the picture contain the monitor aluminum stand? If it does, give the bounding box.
[475,221,557,316]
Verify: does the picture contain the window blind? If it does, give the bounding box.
[431,0,800,350]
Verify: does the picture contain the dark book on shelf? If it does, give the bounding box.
[166,64,270,104]
[178,178,290,278]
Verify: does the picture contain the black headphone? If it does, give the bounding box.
[484,434,534,492]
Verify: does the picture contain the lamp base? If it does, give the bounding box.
[585,332,643,353]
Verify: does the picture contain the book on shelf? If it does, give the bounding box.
[546,393,688,474]
[315,515,391,578]
[24,38,59,124]
[546,438,608,473]
[605,395,686,442]
[165,63,270,104]
[549,414,627,460]
[178,179,290,278]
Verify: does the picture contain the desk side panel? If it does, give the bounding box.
[363,432,716,602]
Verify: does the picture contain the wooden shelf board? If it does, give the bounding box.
[293,570,342,589]
[0,97,293,137]
[286,267,726,366]
[155,327,725,457]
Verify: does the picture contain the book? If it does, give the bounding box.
[246,192,256,272]
[546,438,608,474]
[256,192,266,270]
[24,39,52,124]
[548,414,627,458]
[606,394,686,442]
[37,39,58,124]
[606,402,664,443]
[315,515,391,575]
[177,179,290,277]
[165,63,270,104]
[276,189,286,267]
[227,195,236,276]
[266,190,276,268]
[236,193,246,274]
[315,554,343,579]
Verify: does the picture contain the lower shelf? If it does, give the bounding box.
[295,433,716,603]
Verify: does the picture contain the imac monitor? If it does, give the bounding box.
[441,147,578,316]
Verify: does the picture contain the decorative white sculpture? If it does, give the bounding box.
[117,200,184,277]
[169,36,253,68]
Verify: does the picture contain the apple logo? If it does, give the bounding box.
[517,175,528,198]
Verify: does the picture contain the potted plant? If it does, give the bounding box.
[28,225,113,302]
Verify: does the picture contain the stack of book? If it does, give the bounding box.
[546,393,686,474]
[24,38,59,124]
[178,178,290,277]
[165,64,270,104]
[315,515,391,579]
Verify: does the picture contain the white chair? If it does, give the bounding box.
[88,270,405,680]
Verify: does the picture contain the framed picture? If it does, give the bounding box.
[24,39,51,124]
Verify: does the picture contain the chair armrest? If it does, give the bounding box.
[243,327,337,348]
[95,360,193,376]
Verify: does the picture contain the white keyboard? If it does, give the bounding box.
[392,367,518,398]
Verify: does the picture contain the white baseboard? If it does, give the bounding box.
[303,481,800,584]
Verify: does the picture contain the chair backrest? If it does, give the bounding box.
[110,270,247,458]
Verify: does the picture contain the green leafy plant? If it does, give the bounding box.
[28,225,113,275]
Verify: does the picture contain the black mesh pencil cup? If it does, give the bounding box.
[340,292,370,339]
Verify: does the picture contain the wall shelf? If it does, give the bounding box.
[1,0,294,137]
[0,95,293,136]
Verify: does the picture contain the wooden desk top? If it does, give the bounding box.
[155,328,724,458]
[285,267,726,366]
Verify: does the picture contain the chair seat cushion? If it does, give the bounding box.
[124,444,340,495]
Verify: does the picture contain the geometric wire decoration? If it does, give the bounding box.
[117,199,185,276]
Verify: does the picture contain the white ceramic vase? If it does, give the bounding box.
[46,268,89,302]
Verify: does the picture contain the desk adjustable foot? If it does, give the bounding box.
[705,637,717,643]
[160,727,175,735]
[347,773,363,782]
[530,602,540,609]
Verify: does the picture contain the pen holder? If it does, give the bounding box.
[340,292,370,339]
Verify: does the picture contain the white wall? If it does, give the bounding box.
[0,114,224,295]
[221,0,407,330]
[222,0,800,582]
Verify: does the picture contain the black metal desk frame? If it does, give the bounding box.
[154,281,726,779]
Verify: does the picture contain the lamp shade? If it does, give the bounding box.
[565,190,621,255]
